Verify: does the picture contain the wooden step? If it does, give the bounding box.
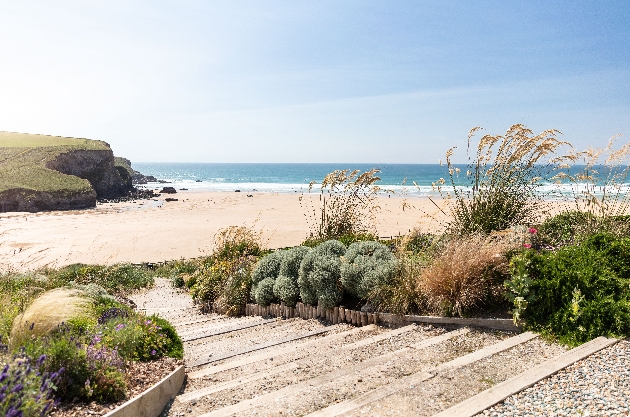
[178,361,299,403]
[188,326,332,367]
[181,318,277,342]
[306,331,538,417]
[188,325,375,379]
[178,317,258,337]
[197,328,470,417]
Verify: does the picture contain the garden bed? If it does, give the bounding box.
[50,357,183,417]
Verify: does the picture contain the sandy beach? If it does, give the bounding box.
[0,191,446,271]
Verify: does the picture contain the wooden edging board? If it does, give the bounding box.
[245,303,520,332]
[103,365,185,417]
[378,313,520,332]
[432,336,619,417]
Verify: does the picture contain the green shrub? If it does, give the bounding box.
[22,326,127,403]
[190,256,257,315]
[536,210,597,247]
[46,263,153,295]
[340,241,398,299]
[511,233,630,346]
[99,315,182,362]
[250,250,285,305]
[190,226,263,314]
[302,232,377,248]
[298,240,346,309]
[148,316,183,360]
[279,246,310,279]
[368,254,426,315]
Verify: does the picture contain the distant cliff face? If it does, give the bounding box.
[0,187,96,212]
[46,149,133,199]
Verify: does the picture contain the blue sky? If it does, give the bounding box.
[0,1,628,163]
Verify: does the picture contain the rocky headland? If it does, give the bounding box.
[0,132,154,212]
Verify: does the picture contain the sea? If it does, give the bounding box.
[132,163,456,197]
[132,163,627,198]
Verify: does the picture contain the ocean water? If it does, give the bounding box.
[132,163,452,196]
[132,163,628,198]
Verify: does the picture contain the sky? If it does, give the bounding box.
[0,1,628,163]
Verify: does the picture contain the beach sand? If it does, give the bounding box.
[0,191,447,271]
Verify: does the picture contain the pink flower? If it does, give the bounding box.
[523,243,532,249]
[528,228,537,234]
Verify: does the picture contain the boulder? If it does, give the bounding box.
[160,187,177,194]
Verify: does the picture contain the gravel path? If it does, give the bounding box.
[479,340,630,417]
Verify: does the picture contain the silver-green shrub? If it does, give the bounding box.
[253,277,276,306]
[340,241,398,299]
[273,275,300,307]
[251,250,285,305]
[298,240,346,309]
[273,246,310,307]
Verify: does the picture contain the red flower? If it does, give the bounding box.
[523,243,532,249]
[528,228,537,234]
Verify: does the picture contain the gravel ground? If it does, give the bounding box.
[479,340,630,417]
[346,337,567,417]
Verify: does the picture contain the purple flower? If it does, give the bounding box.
[145,320,152,325]
[115,323,126,331]
[151,350,156,356]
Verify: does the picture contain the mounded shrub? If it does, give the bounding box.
[252,277,276,306]
[250,250,286,306]
[272,246,310,306]
[273,275,300,307]
[279,246,310,280]
[298,240,346,309]
[340,241,398,299]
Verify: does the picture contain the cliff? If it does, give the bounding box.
[0,132,134,212]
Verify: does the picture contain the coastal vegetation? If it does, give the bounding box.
[3,123,630,414]
[165,124,630,348]
[0,264,181,415]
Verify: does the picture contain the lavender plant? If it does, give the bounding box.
[0,350,58,417]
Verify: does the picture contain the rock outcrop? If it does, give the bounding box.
[0,140,138,212]
[46,149,133,199]
[0,187,96,212]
